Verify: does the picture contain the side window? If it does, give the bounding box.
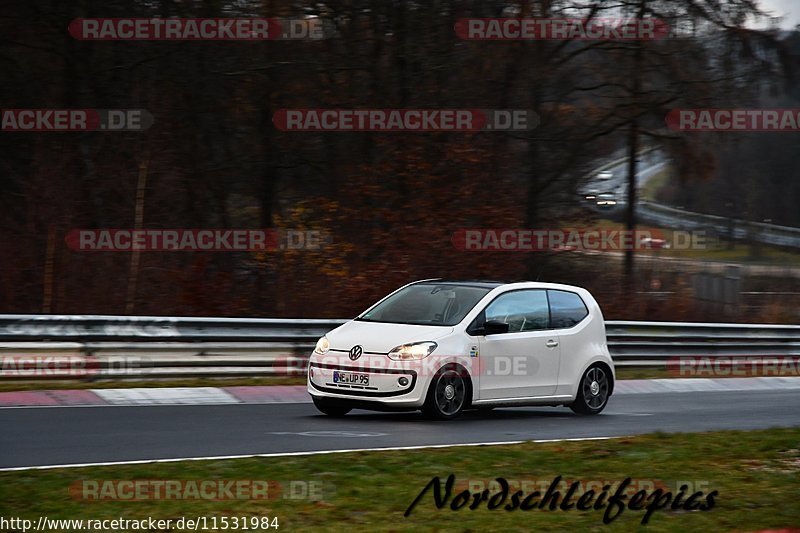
[548,290,589,329]
[484,290,549,332]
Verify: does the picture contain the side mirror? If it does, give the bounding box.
[483,320,510,335]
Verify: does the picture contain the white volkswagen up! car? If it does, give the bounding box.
[307,280,614,419]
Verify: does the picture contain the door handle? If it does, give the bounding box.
[546,339,559,348]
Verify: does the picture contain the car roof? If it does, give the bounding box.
[412,279,505,289]
[412,279,587,292]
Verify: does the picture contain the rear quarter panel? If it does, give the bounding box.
[554,290,614,398]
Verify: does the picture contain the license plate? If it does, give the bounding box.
[333,371,369,386]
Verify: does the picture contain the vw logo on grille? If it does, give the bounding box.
[349,345,363,361]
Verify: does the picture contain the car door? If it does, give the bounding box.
[547,289,592,395]
[475,289,560,399]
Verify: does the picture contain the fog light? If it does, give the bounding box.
[398,377,409,387]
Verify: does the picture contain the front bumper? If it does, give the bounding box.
[307,355,428,408]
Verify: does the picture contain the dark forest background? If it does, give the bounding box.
[1,0,798,321]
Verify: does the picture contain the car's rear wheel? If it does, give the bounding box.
[423,365,469,420]
[312,397,352,417]
[570,364,611,415]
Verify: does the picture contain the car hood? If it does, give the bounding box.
[326,320,454,353]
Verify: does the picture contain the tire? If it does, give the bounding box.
[570,364,611,415]
[312,397,352,417]
[422,365,470,420]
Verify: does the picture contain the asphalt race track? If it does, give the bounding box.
[2,388,800,469]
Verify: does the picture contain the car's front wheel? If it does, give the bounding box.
[312,397,352,417]
[423,365,470,420]
[570,364,611,415]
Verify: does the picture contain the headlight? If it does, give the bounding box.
[314,336,330,355]
[387,341,437,361]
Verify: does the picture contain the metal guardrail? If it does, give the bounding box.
[605,320,800,367]
[1,315,799,379]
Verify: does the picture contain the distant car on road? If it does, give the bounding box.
[595,192,618,208]
[640,237,669,249]
[308,280,614,419]
[583,172,614,201]
[596,171,613,181]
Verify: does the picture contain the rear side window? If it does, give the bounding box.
[548,290,589,328]
[484,289,549,332]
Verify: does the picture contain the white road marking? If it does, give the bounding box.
[268,431,389,437]
[0,436,622,472]
[92,387,240,405]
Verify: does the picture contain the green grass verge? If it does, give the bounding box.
[639,168,671,201]
[2,428,798,532]
[614,367,673,380]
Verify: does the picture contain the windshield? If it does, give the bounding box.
[356,283,492,326]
